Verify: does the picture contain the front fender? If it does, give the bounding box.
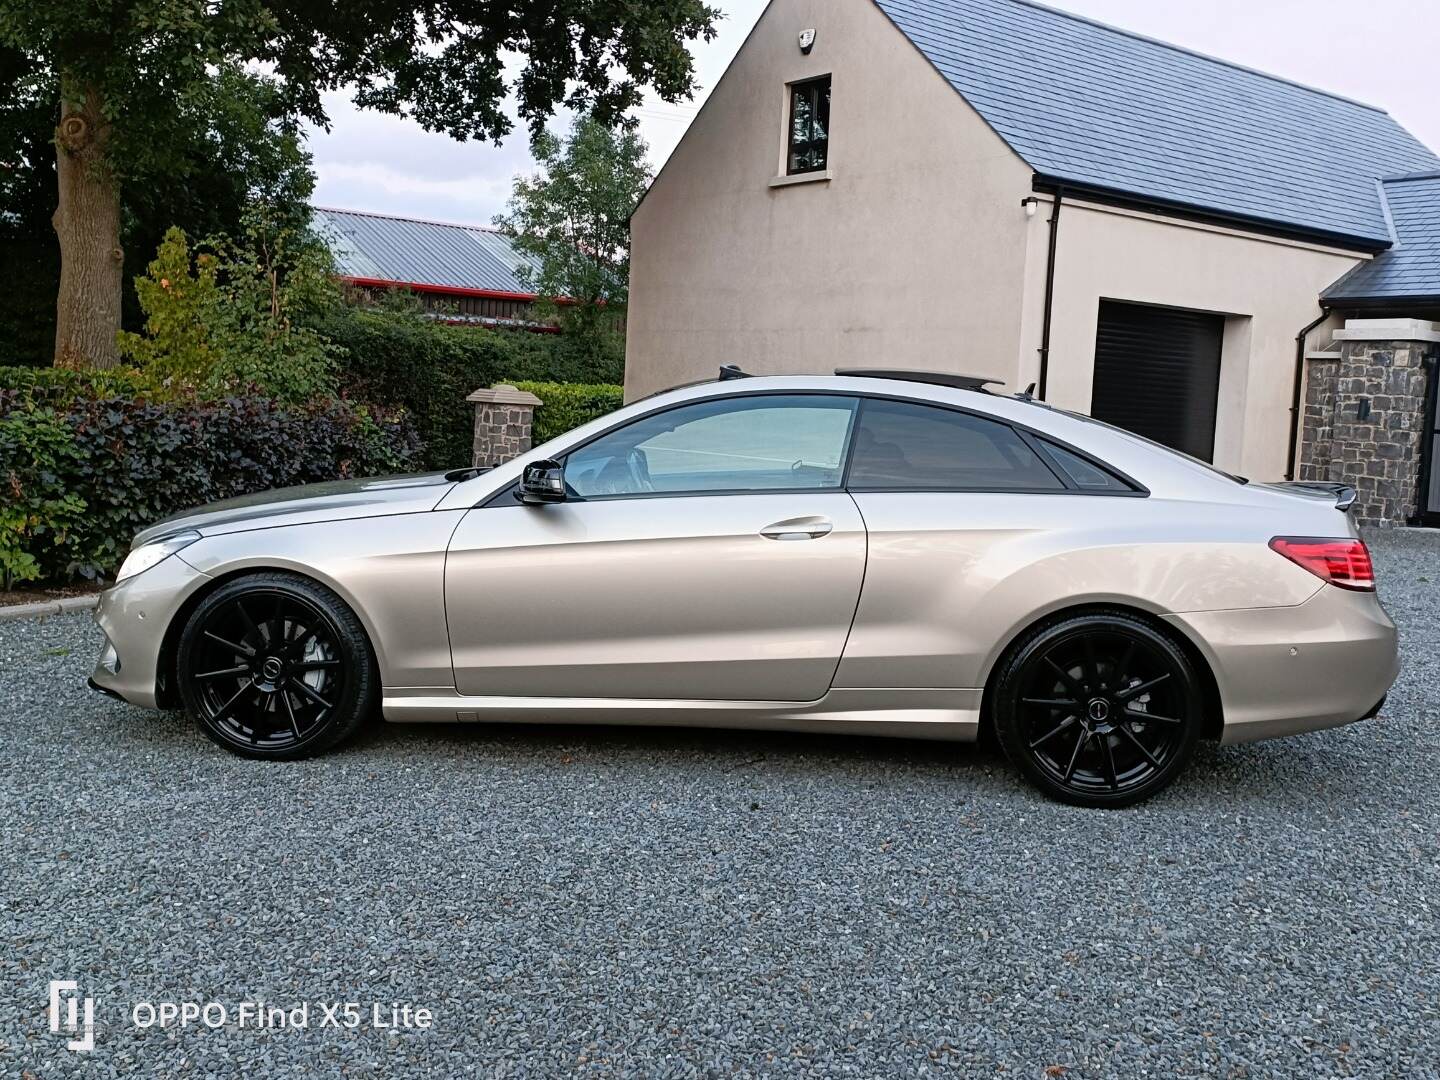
[176,511,467,690]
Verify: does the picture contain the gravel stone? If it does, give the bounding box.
[3,532,1438,1077]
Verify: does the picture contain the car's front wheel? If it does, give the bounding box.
[176,572,376,759]
[992,612,1204,808]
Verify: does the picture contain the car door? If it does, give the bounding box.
[835,396,1080,689]
[444,393,867,701]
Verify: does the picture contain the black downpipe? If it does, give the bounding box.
[1285,307,1331,481]
[1036,188,1063,401]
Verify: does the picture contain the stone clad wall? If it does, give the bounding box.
[1298,324,1436,526]
[1297,356,1340,484]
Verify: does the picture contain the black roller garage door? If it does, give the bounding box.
[1091,301,1224,462]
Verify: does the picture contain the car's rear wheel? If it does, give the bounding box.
[176,573,375,759]
[993,612,1203,808]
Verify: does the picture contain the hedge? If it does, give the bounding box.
[323,310,623,469]
[0,364,156,402]
[0,369,421,585]
[513,381,626,446]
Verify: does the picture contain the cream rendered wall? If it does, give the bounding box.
[625,0,1035,401]
[1027,198,1365,479]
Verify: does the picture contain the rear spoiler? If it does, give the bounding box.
[1271,481,1357,512]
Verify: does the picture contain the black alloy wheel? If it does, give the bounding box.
[177,573,375,759]
[993,612,1203,808]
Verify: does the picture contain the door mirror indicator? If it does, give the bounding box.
[517,459,567,504]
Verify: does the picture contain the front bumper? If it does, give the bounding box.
[88,554,212,709]
[1165,584,1400,745]
[87,676,125,702]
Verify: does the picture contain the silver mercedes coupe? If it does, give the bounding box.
[89,370,1398,807]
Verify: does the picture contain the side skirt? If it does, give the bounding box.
[381,687,982,742]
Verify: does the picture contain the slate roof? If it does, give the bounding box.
[312,207,539,297]
[873,0,1440,249]
[1322,174,1440,303]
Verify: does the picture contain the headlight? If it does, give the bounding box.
[115,531,202,583]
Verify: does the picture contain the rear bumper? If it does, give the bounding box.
[1164,585,1399,745]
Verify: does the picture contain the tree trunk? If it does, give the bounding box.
[52,85,123,370]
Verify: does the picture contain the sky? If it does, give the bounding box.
[307,0,1440,226]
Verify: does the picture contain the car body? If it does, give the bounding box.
[89,372,1399,806]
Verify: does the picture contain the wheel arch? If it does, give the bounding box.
[155,565,381,709]
[978,602,1225,742]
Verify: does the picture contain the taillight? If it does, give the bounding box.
[1269,537,1375,591]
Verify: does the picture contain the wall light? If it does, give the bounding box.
[1021,197,1040,218]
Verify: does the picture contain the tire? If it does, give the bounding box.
[176,572,377,760]
[992,611,1204,808]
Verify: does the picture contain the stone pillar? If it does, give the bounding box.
[468,384,543,468]
[1298,319,1437,526]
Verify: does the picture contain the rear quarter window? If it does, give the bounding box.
[847,399,1065,492]
[1037,440,1136,493]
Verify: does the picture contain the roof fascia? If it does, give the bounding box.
[1031,174,1391,254]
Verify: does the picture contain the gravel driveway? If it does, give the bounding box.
[3,532,1438,1078]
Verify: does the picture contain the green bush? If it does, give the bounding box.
[0,368,421,586]
[513,381,625,446]
[0,365,155,402]
[323,309,623,468]
[0,405,88,585]
[118,224,341,404]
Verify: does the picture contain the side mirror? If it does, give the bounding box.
[516,458,567,504]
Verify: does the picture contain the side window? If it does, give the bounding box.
[566,395,857,499]
[1038,440,1135,492]
[847,399,1064,492]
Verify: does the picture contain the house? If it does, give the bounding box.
[313,207,550,330]
[625,0,1440,525]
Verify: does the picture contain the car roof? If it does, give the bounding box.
[439,372,1273,512]
[642,371,1073,434]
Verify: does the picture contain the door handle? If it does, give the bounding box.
[760,516,834,541]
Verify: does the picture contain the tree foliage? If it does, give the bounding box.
[0,0,717,368]
[495,113,651,331]
[0,54,316,366]
[118,216,342,404]
[0,0,719,169]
